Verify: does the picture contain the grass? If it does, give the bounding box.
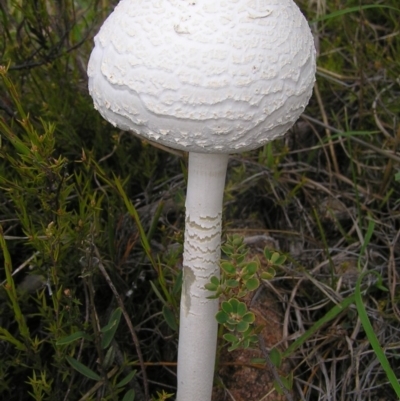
[0,0,400,400]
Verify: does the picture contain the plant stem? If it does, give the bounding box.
[177,152,229,401]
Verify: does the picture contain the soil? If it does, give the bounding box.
[212,284,293,401]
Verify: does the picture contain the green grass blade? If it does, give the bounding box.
[282,294,355,358]
[358,217,375,270]
[149,281,167,307]
[0,225,30,342]
[355,272,400,398]
[312,5,400,23]
[114,175,157,270]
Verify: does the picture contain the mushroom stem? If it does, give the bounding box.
[177,152,229,401]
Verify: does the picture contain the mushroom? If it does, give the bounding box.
[87,1,316,400]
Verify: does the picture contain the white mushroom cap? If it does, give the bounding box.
[88,0,316,154]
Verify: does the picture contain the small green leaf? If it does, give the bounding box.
[122,389,135,401]
[236,320,249,332]
[243,338,253,348]
[242,312,255,323]
[101,308,122,349]
[101,308,123,333]
[216,310,229,324]
[251,358,266,365]
[162,305,178,331]
[269,347,282,368]
[274,373,293,394]
[103,344,116,369]
[274,380,284,395]
[285,372,293,389]
[221,261,236,275]
[271,252,286,265]
[261,268,276,280]
[66,356,100,381]
[243,261,258,275]
[270,252,280,264]
[225,323,236,331]
[223,333,238,343]
[229,298,239,313]
[275,255,286,265]
[245,277,260,291]
[236,254,246,264]
[210,276,220,286]
[264,248,273,260]
[204,282,218,291]
[375,282,388,292]
[236,244,248,254]
[221,301,233,314]
[237,301,247,317]
[228,342,241,352]
[226,279,239,288]
[56,331,92,346]
[242,326,254,336]
[231,235,243,246]
[221,244,234,255]
[116,370,137,388]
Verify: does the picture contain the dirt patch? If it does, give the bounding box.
[212,288,293,401]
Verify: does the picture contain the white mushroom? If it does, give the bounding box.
[87,1,316,400]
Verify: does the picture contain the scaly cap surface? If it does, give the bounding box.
[88,0,316,153]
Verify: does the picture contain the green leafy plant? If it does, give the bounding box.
[216,298,257,351]
[205,235,282,299]
[206,234,286,350]
[151,390,174,401]
[0,64,146,400]
[57,307,138,400]
[26,371,53,401]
